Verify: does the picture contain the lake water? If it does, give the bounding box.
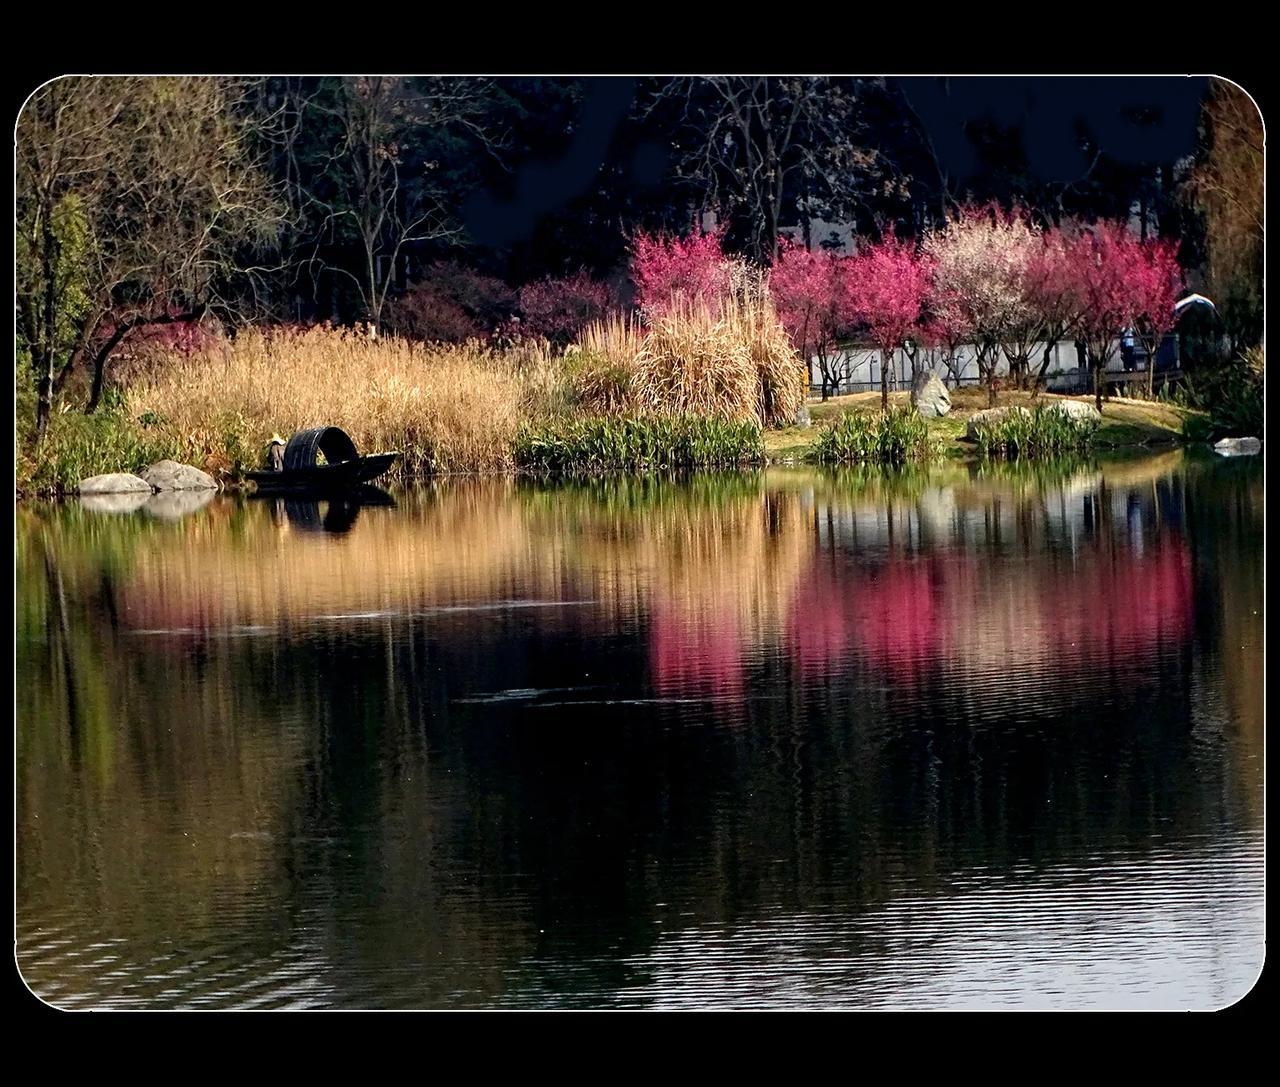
[15,451,1264,1010]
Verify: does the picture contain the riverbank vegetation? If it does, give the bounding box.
[16,77,1260,493]
[813,407,930,464]
[969,405,1100,459]
[515,416,763,474]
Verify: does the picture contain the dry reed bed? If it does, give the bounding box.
[630,297,806,428]
[127,326,535,477]
[50,299,809,488]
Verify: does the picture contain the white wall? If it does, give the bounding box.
[808,337,1174,393]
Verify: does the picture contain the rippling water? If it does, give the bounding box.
[15,451,1264,1009]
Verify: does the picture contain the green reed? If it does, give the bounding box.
[514,415,765,474]
[812,407,931,465]
[971,405,1098,459]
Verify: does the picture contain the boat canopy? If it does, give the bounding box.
[283,427,361,472]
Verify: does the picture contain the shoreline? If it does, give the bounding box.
[13,391,1208,500]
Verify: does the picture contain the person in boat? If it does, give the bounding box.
[268,435,286,472]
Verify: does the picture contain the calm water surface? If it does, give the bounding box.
[15,452,1264,1009]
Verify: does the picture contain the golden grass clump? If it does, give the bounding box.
[632,296,806,427]
[565,313,645,416]
[733,294,808,428]
[127,325,526,477]
[633,299,758,423]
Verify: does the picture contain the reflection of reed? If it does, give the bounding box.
[515,479,816,703]
[565,485,813,702]
[120,483,557,631]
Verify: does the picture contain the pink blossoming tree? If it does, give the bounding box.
[923,205,1038,406]
[1128,237,1183,396]
[630,225,729,316]
[770,239,857,400]
[847,231,934,411]
[1023,223,1086,394]
[1070,221,1140,412]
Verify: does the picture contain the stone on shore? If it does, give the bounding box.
[77,472,153,495]
[141,460,218,491]
[911,371,951,417]
[795,405,812,429]
[1213,436,1261,457]
[964,406,1030,441]
[1043,399,1102,424]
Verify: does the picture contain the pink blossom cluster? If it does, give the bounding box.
[630,225,730,315]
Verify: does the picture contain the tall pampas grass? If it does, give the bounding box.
[566,313,645,416]
[633,298,758,423]
[632,293,806,427]
[127,325,526,477]
[732,293,808,428]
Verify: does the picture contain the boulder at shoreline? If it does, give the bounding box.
[141,460,218,491]
[1044,399,1102,424]
[911,371,951,418]
[78,473,154,495]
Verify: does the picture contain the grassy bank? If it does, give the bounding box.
[17,325,1210,496]
[18,305,810,495]
[766,388,1203,464]
[515,415,763,474]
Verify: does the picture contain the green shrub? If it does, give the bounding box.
[971,405,1097,459]
[515,414,764,474]
[1180,412,1215,443]
[812,407,930,464]
[1175,351,1263,439]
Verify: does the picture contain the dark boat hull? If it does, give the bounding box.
[247,452,398,491]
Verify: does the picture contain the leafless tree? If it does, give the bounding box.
[17,76,284,437]
[275,77,511,332]
[649,78,904,264]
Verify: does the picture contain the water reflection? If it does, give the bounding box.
[143,489,217,521]
[15,451,1264,1008]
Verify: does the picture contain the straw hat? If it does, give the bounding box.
[269,434,286,446]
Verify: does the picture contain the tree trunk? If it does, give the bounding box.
[85,309,205,415]
[1146,340,1155,398]
[86,345,111,414]
[85,321,136,415]
[880,348,889,412]
[34,214,59,445]
[35,371,52,445]
[1094,355,1103,414]
[1031,340,1056,399]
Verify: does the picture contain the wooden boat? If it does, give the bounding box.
[246,427,399,492]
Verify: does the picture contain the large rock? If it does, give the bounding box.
[794,405,812,429]
[141,460,217,491]
[78,472,153,495]
[1213,436,1261,457]
[911,371,951,417]
[1044,399,1102,424]
[964,406,1030,441]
